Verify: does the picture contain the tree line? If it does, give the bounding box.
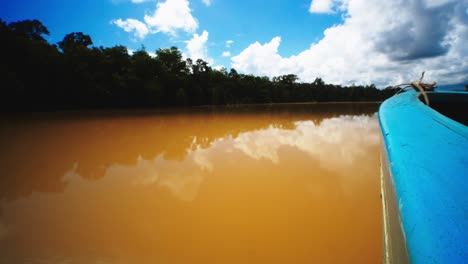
[0,19,397,111]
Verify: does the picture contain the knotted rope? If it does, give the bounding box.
[392,72,437,106]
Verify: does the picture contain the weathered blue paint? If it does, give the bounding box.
[379,91,468,263]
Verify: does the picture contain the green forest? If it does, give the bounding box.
[0,19,397,111]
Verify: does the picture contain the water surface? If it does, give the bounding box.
[0,103,382,264]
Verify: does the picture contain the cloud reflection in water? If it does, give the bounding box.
[99,114,380,201]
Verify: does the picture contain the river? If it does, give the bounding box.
[0,103,382,264]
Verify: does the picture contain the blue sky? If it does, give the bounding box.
[1,0,340,68]
[1,0,468,86]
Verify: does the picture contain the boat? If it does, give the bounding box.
[379,89,468,263]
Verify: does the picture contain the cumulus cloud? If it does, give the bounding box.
[112,18,150,39]
[423,0,457,8]
[373,2,454,60]
[222,51,231,57]
[232,37,292,77]
[144,0,198,35]
[232,0,468,86]
[113,0,198,38]
[309,0,336,13]
[184,30,213,63]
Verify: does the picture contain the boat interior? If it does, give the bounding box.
[421,92,468,126]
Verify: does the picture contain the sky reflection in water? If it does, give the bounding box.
[0,104,382,264]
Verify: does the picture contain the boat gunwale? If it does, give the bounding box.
[378,90,468,264]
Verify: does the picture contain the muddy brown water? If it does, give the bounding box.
[0,103,383,264]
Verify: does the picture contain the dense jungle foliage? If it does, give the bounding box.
[0,19,397,111]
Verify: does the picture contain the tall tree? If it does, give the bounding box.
[155,47,186,76]
[8,19,49,43]
[58,32,93,52]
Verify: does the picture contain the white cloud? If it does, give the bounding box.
[202,0,212,7]
[423,0,456,8]
[144,0,198,35]
[226,40,234,47]
[232,37,292,77]
[309,0,336,13]
[113,0,198,38]
[127,48,156,58]
[131,0,150,3]
[213,65,226,71]
[112,18,150,39]
[222,51,231,57]
[232,0,468,86]
[184,30,213,64]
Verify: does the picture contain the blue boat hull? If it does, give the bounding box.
[379,91,468,263]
